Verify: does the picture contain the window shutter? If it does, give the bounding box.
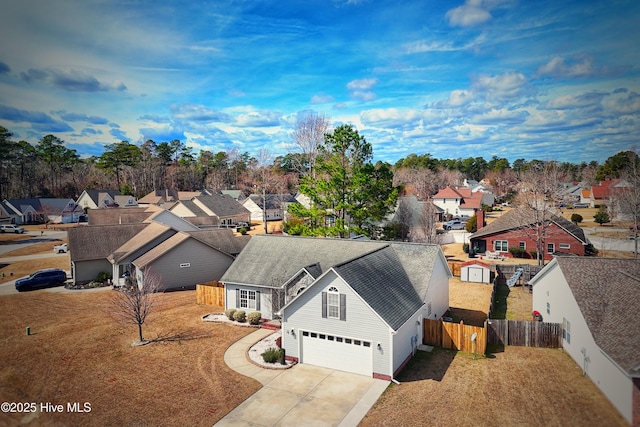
[321,291,327,318]
[256,290,261,311]
[236,288,240,308]
[340,294,346,321]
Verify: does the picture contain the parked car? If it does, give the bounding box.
[15,268,67,292]
[53,243,68,253]
[452,215,471,221]
[443,219,465,230]
[0,224,25,234]
[572,203,589,208]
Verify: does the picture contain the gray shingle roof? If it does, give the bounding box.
[220,235,389,287]
[186,229,250,256]
[179,200,209,217]
[334,246,423,330]
[109,222,174,262]
[67,223,148,261]
[194,194,250,217]
[555,257,640,375]
[470,207,587,244]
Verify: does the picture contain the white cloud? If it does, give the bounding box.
[235,110,282,127]
[543,92,605,110]
[360,108,422,129]
[446,0,492,27]
[471,72,533,101]
[536,56,597,79]
[310,94,335,104]
[170,104,230,122]
[347,78,378,91]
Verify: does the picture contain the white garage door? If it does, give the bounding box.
[300,331,372,376]
[468,267,484,283]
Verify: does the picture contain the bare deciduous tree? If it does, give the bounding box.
[110,270,162,344]
[415,199,441,244]
[293,111,330,178]
[513,162,563,266]
[614,151,640,257]
[395,197,413,240]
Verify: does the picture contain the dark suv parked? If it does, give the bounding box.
[15,268,67,292]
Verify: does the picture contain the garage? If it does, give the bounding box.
[300,331,372,376]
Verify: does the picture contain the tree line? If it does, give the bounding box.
[0,122,634,204]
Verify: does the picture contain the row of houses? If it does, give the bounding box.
[1,188,301,226]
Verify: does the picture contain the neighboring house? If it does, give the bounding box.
[132,230,249,291]
[432,187,492,218]
[589,179,619,208]
[220,235,451,380]
[294,192,312,209]
[390,196,444,240]
[87,206,159,226]
[469,208,588,260]
[530,257,640,426]
[138,189,203,207]
[2,198,83,224]
[113,195,138,208]
[170,194,250,227]
[67,223,148,284]
[220,189,244,201]
[76,189,121,210]
[580,188,592,205]
[242,193,299,222]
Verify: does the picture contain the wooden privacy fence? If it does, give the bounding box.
[423,318,487,355]
[487,319,562,348]
[196,281,225,306]
[448,261,462,277]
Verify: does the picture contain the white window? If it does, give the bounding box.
[327,286,339,319]
[546,302,551,315]
[547,243,555,254]
[559,243,570,250]
[519,241,526,250]
[239,289,256,310]
[495,240,508,252]
[563,317,571,344]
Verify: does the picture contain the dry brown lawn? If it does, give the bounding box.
[0,290,260,427]
[361,345,627,427]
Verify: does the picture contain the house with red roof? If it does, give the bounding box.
[589,179,619,207]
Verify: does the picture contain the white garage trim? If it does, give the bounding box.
[300,330,372,376]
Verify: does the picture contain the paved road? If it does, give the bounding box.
[0,230,67,255]
[582,227,638,253]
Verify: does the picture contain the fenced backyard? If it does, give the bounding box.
[487,319,562,347]
[196,281,225,306]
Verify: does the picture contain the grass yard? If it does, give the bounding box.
[360,345,627,427]
[0,290,260,426]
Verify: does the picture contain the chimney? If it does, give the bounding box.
[477,209,485,229]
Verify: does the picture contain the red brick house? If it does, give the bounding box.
[469,208,589,261]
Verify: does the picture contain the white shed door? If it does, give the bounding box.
[468,267,484,283]
[301,331,372,376]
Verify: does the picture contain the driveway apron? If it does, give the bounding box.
[216,329,389,427]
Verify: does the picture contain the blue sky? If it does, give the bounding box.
[1,0,639,165]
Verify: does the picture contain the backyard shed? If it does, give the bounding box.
[460,260,491,284]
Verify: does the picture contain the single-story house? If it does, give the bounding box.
[87,206,156,225]
[460,260,491,283]
[530,257,640,425]
[170,194,251,227]
[469,208,589,260]
[76,189,122,210]
[132,229,249,291]
[221,189,244,201]
[67,223,148,284]
[589,179,619,208]
[242,193,299,222]
[220,235,451,379]
[1,198,83,224]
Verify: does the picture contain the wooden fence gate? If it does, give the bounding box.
[423,319,487,355]
[487,319,562,348]
[196,281,225,306]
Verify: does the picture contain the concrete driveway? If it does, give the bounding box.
[217,330,389,426]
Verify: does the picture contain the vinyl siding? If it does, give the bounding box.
[424,257,450,321]
[170,203,197,217]
[73,259,111,283]
[281,271,393,377]
[137,239,233,291]
[392,310,423,374]
[533,264,634,424]
[226,285,267,317]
